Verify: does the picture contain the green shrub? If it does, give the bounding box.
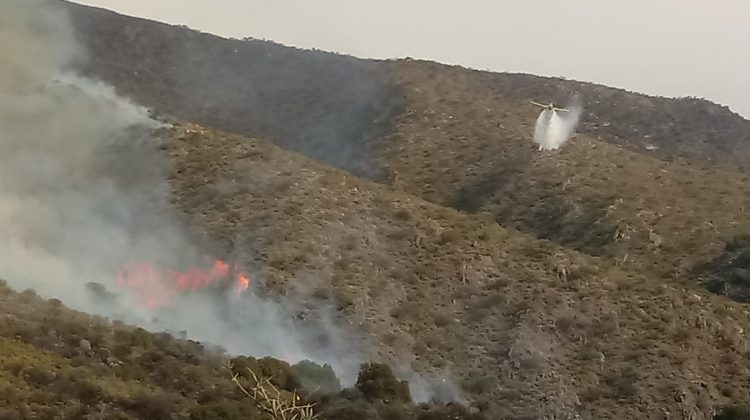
[230,356,299,391]
[355,363,411,403]
[125,390,181,420]
[292,360,342,394]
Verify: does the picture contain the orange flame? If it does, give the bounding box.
[237,273,250,294]
[117,259,250,309]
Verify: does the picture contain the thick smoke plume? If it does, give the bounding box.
[533,99,583,150]
[0,0,364,385]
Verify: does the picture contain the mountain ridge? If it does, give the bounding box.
[64,1,750,177]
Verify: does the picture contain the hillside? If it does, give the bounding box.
[0,279,486,419]
[162,122,750,419]
[64,0,750,176]
[381,61,750,289]
[63,1,400,180]
[4,1,747,419]
[64,1,750,298]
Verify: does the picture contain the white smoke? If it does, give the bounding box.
[532,99,583,151]
[0,0,364,385]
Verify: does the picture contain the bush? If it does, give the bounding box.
[730,268,750,287]
[715,405,750,420]
[128,328,154,348]
[355,363,411,403]
[292,360,341,394]
[189,400,260,420]
[324,399,377,420]
[230,356,299,391]
[417,403,485,420]
[20,289,38,303]
[71,379,102,404]
[126,391,181,420]
[604,366,639,399]
[737,249,750,268]
[85,282,118,303]
[22,366,56,386]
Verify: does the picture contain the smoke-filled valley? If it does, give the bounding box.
[3,0,750,419]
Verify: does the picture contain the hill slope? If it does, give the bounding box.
[28,2,750,418]
[0,279,484,420]
[382,60,750,287]
[162,121,750,419]
[64,0,750,175]
[64,1,400,180]
[64,1,750,297]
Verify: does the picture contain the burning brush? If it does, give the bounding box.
[117,258,250,309]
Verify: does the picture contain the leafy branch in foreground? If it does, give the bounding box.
[232,368,320,420]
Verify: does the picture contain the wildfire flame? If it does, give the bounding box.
[117,258,250,309]
[237,273,250,294]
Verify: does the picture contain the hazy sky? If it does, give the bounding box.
[75,0,750,118]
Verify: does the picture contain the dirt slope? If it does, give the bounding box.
[163,122,750,419]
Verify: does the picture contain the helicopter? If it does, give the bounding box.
[530,100,569,112]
